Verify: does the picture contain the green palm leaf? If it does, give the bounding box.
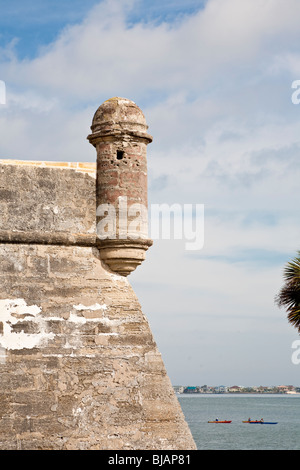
[275,251,300,333]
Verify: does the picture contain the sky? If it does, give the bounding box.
[1,0,300,387]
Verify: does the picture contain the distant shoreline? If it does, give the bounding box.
[177,391,300,395]
[173,385,300,395]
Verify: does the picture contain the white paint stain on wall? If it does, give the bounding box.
[73,303,107,311]
[0,299,118,361]
[70,303,108,324]
[0,299,55,353]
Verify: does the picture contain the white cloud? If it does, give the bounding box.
[3,0,300,100]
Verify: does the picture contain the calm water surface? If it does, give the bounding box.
[178,394,300,450]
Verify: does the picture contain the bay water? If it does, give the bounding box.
[177,393,300,450]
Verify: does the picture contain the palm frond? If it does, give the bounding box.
[283,253,300,283]
[275,251,300,333]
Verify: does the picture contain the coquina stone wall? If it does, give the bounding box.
[0,160,196,450]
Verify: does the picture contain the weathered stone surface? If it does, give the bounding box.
[0,97,196,449]
[0,160,97,246]
[0,242,195,449]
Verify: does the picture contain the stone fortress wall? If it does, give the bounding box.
[0,98,196,450]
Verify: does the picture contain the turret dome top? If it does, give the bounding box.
[88,97,152,144]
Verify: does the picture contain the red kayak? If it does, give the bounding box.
[208,420,232,423]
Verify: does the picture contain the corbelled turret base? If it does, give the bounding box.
[98,238,153,276]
